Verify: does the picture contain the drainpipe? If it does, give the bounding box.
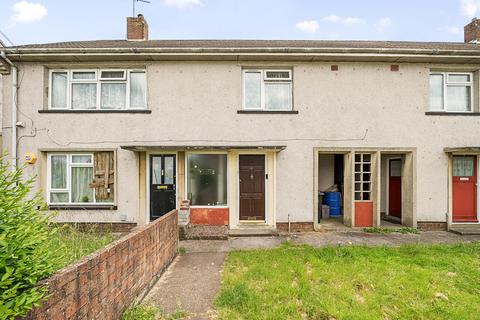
[1,50,18,170]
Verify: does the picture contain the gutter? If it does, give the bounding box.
[0,50,18,170]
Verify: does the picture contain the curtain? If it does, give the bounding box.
[101,83,126,109]
[130,72,146,108]
[446,86,471,111]
[244,72,261,109]
[72,83,97,109]
[51,155,67,188]
[71,167,94,203]
[429,74,443,110]
[265,83,290,110]
[52,72,67,108]
[453,157,474,177]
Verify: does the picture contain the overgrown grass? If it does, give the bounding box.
[122,304,187,320]
[46,226,117,271]
[363,227,419,234]
[215,242,480,319]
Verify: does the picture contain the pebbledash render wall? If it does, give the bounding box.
[3,61,480,227]
[25,210,178,320]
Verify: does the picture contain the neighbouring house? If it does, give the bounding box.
[1,15,480,233]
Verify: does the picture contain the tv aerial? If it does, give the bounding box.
[132,0,150,16]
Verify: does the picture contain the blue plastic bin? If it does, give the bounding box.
[324,192,342,216]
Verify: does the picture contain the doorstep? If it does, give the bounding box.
[229,227,278,237]
[449,224,480,235]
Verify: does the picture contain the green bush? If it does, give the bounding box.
[0,159,58,319]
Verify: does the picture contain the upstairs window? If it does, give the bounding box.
[243,69,292,111]
[49,69,147,110]
[429,72,473,112]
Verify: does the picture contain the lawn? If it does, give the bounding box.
[46,226,117,272]
[215,242,480,320]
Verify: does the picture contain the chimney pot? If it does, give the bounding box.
[127,14,148,41]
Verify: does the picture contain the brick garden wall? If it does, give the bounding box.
[25,210,178,320]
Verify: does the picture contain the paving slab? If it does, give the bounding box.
[143,252,225,319]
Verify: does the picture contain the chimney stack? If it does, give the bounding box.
[127,14,148,41]
[464,17,480,43]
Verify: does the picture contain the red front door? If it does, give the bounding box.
[452,156,478,223]
[388,159,402,219]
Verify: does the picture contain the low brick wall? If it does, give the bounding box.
[417,221,447,231]
[26,210,178,320]
[276,222,314,232]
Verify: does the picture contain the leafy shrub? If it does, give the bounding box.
[0,159,58,319]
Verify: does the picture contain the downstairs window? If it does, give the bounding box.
[48,152,115,204]
[187,154,228,206]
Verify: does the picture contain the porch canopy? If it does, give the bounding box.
[120,145,286,152]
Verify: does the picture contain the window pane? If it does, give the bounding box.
[72,72,96,80]
[265,83,291,110]
[187,154,227,206]
[130,72,146,109]
[101,71,125,79]
[265,71,290,79]
[244,72,261,109]
[429,74,444,110]
[51,155,67,189]
[72,155,92,164]
[446,86,471,111]
[453,157,474,177]
[448,74,470,83]
[71,167,94,203]
[72,83,97,109]
[51,72,68,108]
[164,157,175,185]
[151,157,162,184]
[101,83,126,109]
[51,192,69,203]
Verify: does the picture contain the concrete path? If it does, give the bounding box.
[143,231,480,319]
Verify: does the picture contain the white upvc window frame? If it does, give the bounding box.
[48,69,147,110]
[429,71,474,112]
[242,69,293,111]
[47,153,111,205]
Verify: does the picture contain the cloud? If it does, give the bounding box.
[322,14,365,25]
[461,0,480,18]
[295,20,319,33]
[9,1,47,27]
[163,0,203,9]
[374,17,392,31]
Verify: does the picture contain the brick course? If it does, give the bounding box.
[276,222,314,232]
[25,210,178,320]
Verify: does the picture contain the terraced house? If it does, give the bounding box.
[1,15,480,233]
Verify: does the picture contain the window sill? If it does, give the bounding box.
[48,205,117,210]
[237,110,299,114]
[39,109,151,114]
[425,111,480,116]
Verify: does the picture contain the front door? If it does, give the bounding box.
[150,155,176,221]
[452,155,478,223]
[388,159,402,219]
[239,155,265,221]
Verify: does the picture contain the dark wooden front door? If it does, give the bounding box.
[239,155,265,221]
[388,159,402,219]
[150,155,176,221]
